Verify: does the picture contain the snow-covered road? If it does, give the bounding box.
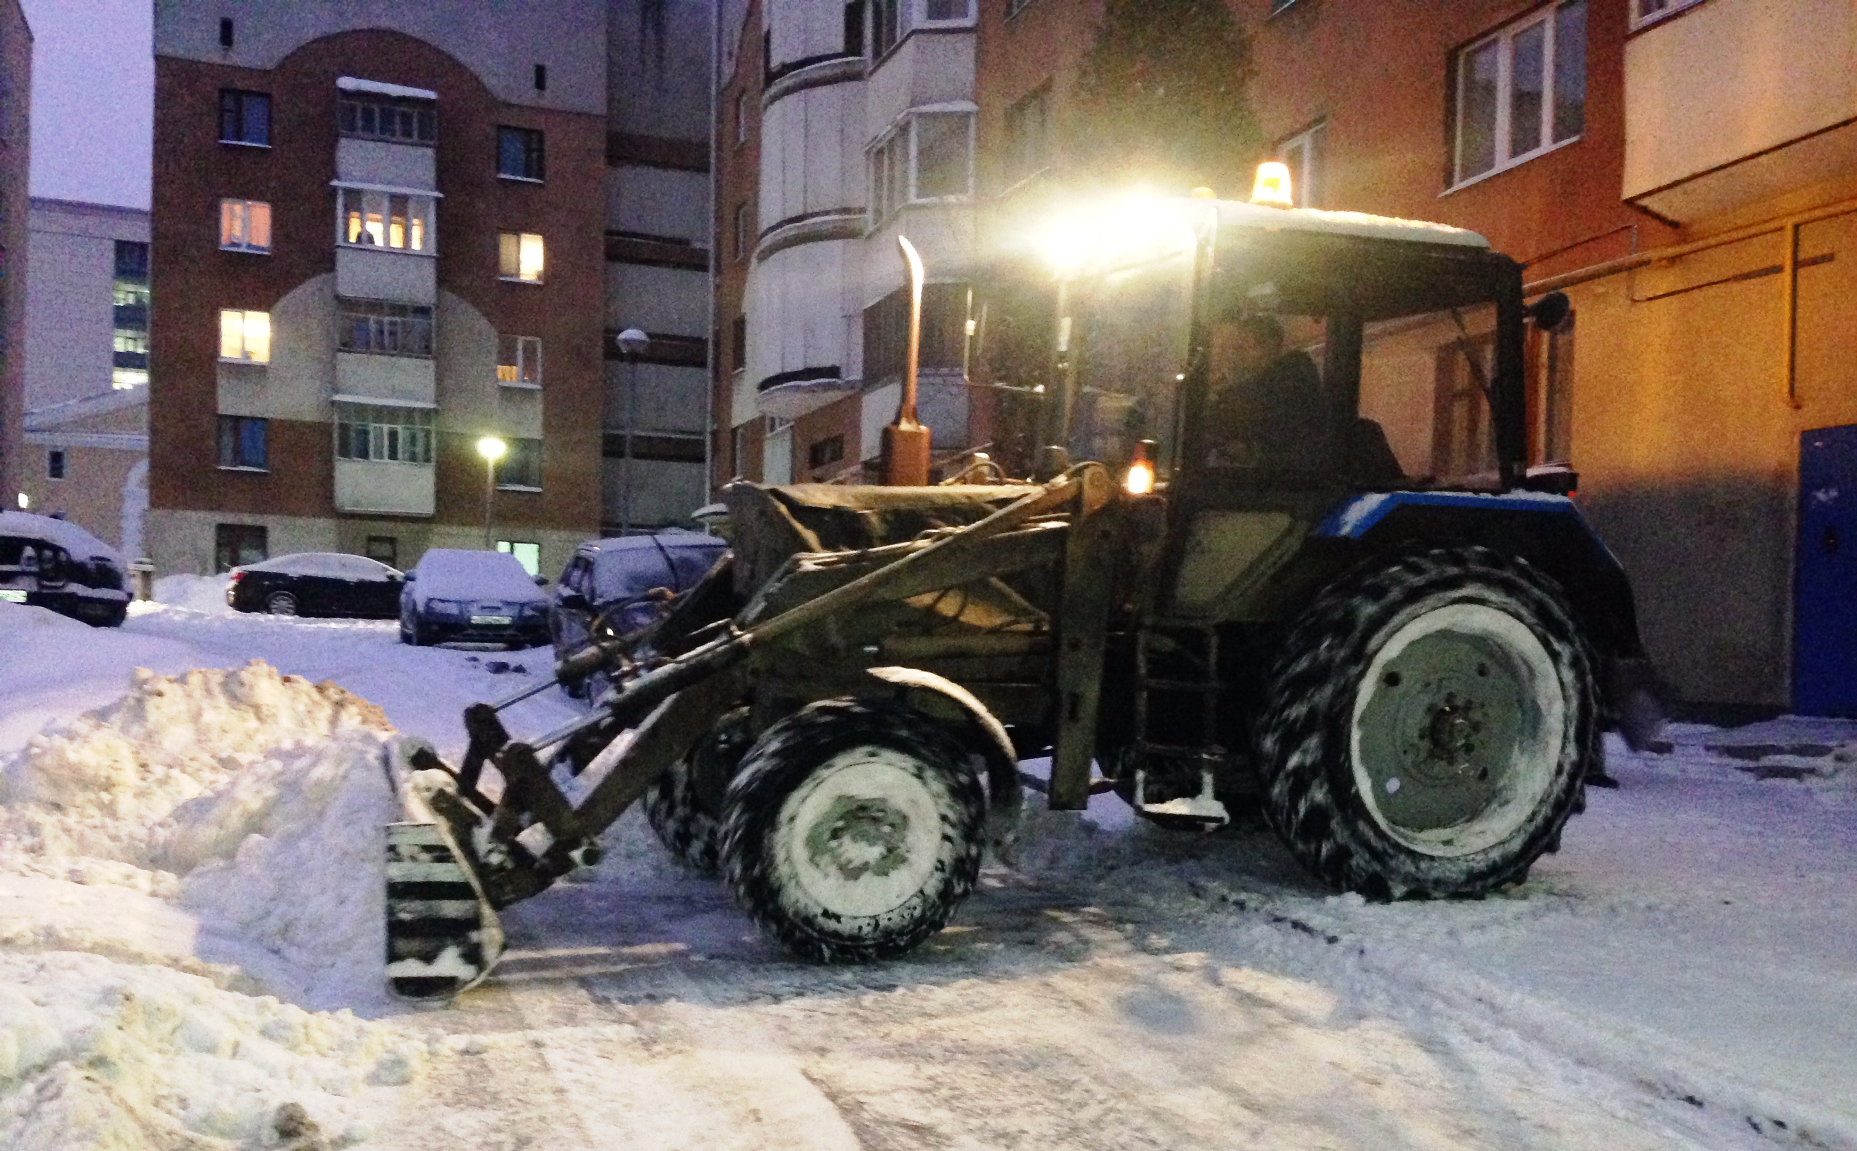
[1,593,1852,1150]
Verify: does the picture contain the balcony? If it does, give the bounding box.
[334,459,434,516]
[1624,0,1857,224]
[335,245,436,305]
[335,352,435,406]
[336,137,436,190]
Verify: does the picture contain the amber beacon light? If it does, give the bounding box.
[1251,161,1294,208]
[1125,439,1156,495]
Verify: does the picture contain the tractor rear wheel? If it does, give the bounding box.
[644,707,750,873]
[720,698,986,963]
[1256,546,1595,899]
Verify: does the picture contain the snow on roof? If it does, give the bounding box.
[410,549,546,604]
[0,511,122,565]
[336,75,437,101]
[241,552,399,580]
[1207,198,1490,249]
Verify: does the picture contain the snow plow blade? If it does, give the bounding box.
[383,740,506,1000]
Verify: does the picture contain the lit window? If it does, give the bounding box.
[339,97,436,144]
[1276,122,1327,208]
[219,309,271,363]
[496,438,543,489]
[217,416,268,470]
[337,298,433,357]
[218,89,270,146]
[497,126,544,180]
[869,109,974,224]
[112,241,149,389]
[495,540,542,576]
[1452,0,1585,188]
[497,334,542,386]
[335,403,434,464]
[336,187,434,252]
[220,199,272,253]
[499,232,545,283]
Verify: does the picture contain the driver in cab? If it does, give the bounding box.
[1204,310,1333,472]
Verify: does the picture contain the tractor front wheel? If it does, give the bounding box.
[720,699,986,963]
[645,707,750,873]
[1256,546,1596,899]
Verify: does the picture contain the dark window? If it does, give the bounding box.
[808,435,845,470]
[114,240,149,281]
[218,89,270,146]
[338,97,436,145]
[219,18,234,47]
[872,0,900,55]
[497,126,545,180]
[1451,0,1585,186]
[337,298,434,357]
[844,1,866,54]
[731,314,747,372]
[214,524,268,573]
[498,438,543,489]
[1004,86,1050,184]
[47,450,65,480]
[217,415,268,470]
[365,535,398,567]
[335,403,434,464]
[734,202,750,261]
[534,64,547,91]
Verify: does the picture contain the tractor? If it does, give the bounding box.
[383,180,1662,1000]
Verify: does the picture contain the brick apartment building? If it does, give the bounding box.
[0,0,29,514]
[148,1,712,580]
[712,0,984,490]
[715,0,1851,715]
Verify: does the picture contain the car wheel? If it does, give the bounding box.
[266,591,298,616]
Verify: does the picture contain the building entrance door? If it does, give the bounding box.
[1794,424,1857,716]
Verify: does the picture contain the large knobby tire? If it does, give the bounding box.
[644,708,750,873]
[720,699,987,963]
[1256,546,1596,899]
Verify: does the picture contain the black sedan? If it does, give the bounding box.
[227,552,404,617]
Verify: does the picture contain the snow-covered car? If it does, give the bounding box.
[399,548,550,648]
[227,552,404,617]
[550,531,726,663]
[0,511,130,627]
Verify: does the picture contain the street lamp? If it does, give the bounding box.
[615,327,649,535]
[477,435,506,549]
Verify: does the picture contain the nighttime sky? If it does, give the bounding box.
[21,0,153,208]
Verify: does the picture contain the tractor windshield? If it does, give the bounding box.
[1065,247,1196,475]
[1196,227,1513,490]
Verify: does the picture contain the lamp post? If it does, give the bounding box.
[476,435,506,549]
[615,327,649,534]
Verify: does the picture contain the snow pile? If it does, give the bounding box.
[149,572,233,614]
[0,661,441,1148]
[0,952,427,1151]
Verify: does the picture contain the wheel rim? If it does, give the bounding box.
[774,746,945,919]
[1350,602,1565,857]
[267,593,297,616]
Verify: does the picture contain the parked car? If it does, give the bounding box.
[226,552,404,617]
[550,532,727,688]
[0,511,130,627]
[400,548,550,648]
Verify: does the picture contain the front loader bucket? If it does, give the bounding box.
[383,739,506,1001]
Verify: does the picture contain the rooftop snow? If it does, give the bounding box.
[410,549,546,604]
[240,552,400,580]
[335,75,437,101]
[1207,198,1490,249]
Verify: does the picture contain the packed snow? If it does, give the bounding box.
[0,595,1853,1150]
[406,548,546,606]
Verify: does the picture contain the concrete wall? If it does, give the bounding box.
[153,0,607,114]
[24,200,148,409]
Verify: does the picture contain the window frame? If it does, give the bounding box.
[734,90,751,147]
[338,96,437,146]
[868,105,977,226]
[871,0,975,61]
[218,89,271,147]
[1630,0,1704,30]
[496,126,545,182]
[334,402,436,465]
[112,241,150,390]
[498,232,546,284]
[336,298,435,359]
[734,202,751,261]
[219,198,273,254]
[1003,84,1051,187]
[1449,0,1586,192]
[496,438,544,491]
[335,186,438,254]
[497,334,543,388]
[216,415,269,471]
[1275,121,1327,209]
[218,309,272,364]
[46,449,65,481]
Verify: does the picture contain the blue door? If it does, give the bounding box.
[1795,424,1857,716]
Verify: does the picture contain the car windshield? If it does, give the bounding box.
[1197,228,1508,488]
